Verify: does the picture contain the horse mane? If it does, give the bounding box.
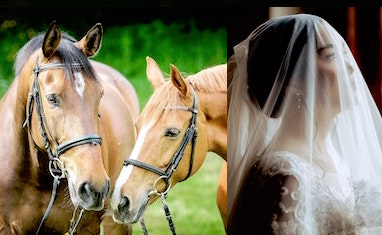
[187,64,227,93]
[14,33,96,81]
[140,64,227,125]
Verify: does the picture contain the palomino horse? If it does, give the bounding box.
[0,22,137,234]
[110,56,227,231]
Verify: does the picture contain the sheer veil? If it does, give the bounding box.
[228,13,382,233]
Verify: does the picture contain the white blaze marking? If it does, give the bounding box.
[74,72,85,98]
[111,123,152,208]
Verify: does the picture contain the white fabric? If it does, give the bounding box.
[228,13,382,234]
[264,151,382,234]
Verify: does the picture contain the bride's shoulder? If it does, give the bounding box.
[259,151,311,176]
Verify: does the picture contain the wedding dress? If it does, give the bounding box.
[260,151,382,234]
[227,13,382,234]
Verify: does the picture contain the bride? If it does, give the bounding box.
[227,13,382,234]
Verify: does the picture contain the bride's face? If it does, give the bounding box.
[316,33,354,114]
[317,42,340,111]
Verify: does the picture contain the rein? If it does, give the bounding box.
[23,56,102,235]
[123,86,199,235]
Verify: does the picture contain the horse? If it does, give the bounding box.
[0,21,137,234]
[110,56,227,231]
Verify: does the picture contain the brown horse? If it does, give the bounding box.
[0,22,137,234]
[110,56,227,230]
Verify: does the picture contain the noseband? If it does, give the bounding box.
[23,56,102,234]
[123,86,198,189]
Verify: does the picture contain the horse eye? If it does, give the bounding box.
[46,94,60,107]
[165,128,180,138]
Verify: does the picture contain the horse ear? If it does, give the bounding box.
[146,56,165,90]
[76,23,103,57]
[170,64,187,96]
[42,20,61,59]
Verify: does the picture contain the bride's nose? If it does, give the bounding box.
[346,59,354,75]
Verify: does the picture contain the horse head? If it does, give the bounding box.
[110,57,227,224]
[19,21,109,211]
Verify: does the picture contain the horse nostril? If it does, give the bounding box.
[78,181,110,209]
[79,181,110,199]
[118,196,130,213]
[79,181,93,202]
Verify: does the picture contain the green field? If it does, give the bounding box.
[0,17,226,234]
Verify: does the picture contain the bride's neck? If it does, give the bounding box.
[269,108,336,164]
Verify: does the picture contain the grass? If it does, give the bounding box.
[0,18,227,234]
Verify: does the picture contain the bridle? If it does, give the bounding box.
[123,86,198,189]
[123,86,198,235]
[23,56,102,234]
[24,56,103,164]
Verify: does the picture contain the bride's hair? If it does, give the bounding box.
[247,17,308,118]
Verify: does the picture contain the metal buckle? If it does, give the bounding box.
[49,158,66,179]
[152,175,171,196]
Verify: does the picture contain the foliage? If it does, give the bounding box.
[96,19,226,109]
[0,19,227,109]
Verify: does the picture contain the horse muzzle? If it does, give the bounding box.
[112,191,152,224]
[67,176,110,211]
[77,179,110,211]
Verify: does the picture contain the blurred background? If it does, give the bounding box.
[0,6,226,235]
[0,7,226,108]
[228,7,382,112]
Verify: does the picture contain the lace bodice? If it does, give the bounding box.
[258,151,382,235]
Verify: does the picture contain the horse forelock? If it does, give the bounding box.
[139,64,227,125]
[14,33,97,82]
[139,83,186,125]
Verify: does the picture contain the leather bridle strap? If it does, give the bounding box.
[125,158,168,177]
[56,135,102,156]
